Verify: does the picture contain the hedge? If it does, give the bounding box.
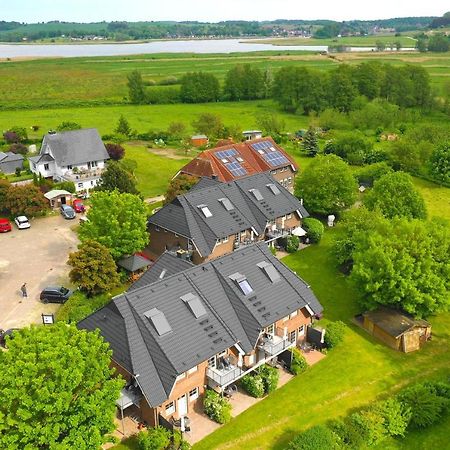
[203,389,232,424]
[324,321,346,349]
[302,217,324,244]
[290,347,308,375]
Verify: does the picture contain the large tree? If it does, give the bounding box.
[224,64,265,100]
[364,171,427,220]
[429,142,450,184]
[105,143,125,161]
[295,155,358,215]
[79,190,149,259]
[301,127,319,157]
[0,179,11,212]
[68,240,120,296]
[97,161,138,194]
[164,174,198,205]
[180,72,220,103]
[127,70,146,104]
[350,217,450,317]
[4,184,48,217]
[191,113,224,138]
[0,323,123,450]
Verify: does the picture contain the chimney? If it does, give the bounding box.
[48,130,57,135]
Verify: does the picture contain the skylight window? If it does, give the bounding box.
[236,156,244,162]
[180,293,207,319]
[198,204,212,218]
[229,272,254,296]
[221,158,229,163]
[257,149,265,155]
[144,308,172,336]
[257,261,280,283]
[266,183,281,196]
[218,197,234,211]
[249,189,264,201]
[270,146,277,152]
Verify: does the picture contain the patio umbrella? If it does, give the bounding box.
[291,227,307,237]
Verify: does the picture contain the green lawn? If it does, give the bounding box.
[412,176,450,221]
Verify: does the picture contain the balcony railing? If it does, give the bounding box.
[206,355,243,387]
[62,169,104,182]
[258,333,293,356]
[265,227,292,240]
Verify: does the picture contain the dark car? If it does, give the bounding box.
[0,328,19,347]
[40,286,73,304]
[60,204,76,220]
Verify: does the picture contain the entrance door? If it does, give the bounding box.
[61,196,66,205]
[177,394,188,417]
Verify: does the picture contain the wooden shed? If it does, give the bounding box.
[361,308,431,353]
[190,134,209,147]
[44,189,73,209]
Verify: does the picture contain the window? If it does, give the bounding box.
[208,356,216,368]
[67,165,72,170]
[236,156,244,162]
[78,183,83,188]
[264,324,275,335]
[267,183,281,196]
[90,181,94,186]
[143,308,172,336]
[288,177,292,184]
[187,366,198,375]
[165,401,175,415]
[238,279,253,296]
[257,261,280,284]
[44,163,49,170]
[287,213,292,219]
[176,372,186,381]
[282,316,289,322]
[198,204,212,218]
[222,236,229,243]
[155,227,160,232]
[289,330,297,343]
[298,325,305,336]
[189,387,199,401]
[180,293,207,319]
[91,161,98,167]
[290,310,298,319]
[218,197,234,211]
[249,189,263,201]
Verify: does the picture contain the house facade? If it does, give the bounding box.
[146,173,309,264]
[177,136,298,192]
[78,244,323,427]
[29,128,109,194]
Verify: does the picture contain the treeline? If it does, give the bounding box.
[127,62,433,112]
[416,32,450,52]
[287,377,450,450]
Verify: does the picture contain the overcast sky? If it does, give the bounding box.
[2,0,448,23]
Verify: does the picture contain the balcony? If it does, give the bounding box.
[61,168,104,182]
[258,333,294,356]
[206,355,243,388]
[265,227,292,241]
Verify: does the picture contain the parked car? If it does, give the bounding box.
[14,215,30,229]
[0,328,19,347]
[72,199,85,213]
[60,204,76,220]
[0,218,12,233]
[40,286,73,304]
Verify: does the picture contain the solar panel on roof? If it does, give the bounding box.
[226,161,247,177]
[215,149,237,160]
[144,308,172,336]
[262,151,289,167]
[181,293,207,319]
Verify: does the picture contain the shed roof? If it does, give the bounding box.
[364,308,430,338]
[44,189,73,200]
[0,152,24,163]
[117,254,151,272]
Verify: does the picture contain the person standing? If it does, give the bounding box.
[20,283,27,298]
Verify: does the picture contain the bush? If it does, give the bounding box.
[258,364,279,394]
[203,389,232,424]
[137,426,171,450]
[285,235,300,253]
[8,143,28,155]
[324,321,346,349]
[349,409,387,446]
[302,218,324,243]
[287,425,339,450]
[14,167,21,177]
[56,290,112,323]
[54,181,76,193]
[373,398,412,437]
[146,86,181,104]
[399,383,450,429]
[240,373,265,398]
[159,76,179,85]
[355,161,393,187]
[289,347,308,375]
[105,143,125,160]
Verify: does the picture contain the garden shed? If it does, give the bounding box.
[44,189,73,209]
[361,308,431,353]
[190,135,209,147]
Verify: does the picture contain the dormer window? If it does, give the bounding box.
[218,197,234,211]
[144,308,172,336]
[266,183,280,196]
[180,293,207,319]
[257,261,280,283]
[229,273,253,296]
[198,204,212,218]
[249,189,263,201]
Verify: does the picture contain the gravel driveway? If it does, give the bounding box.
[0,214,79,329]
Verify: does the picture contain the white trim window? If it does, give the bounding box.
[189,387,199,401]
[264,324,275,336]
[44,163,49,170]
[222,236,229,243]
[176,372,186,382]
[298,325,305,336]
[290,310,298,319]
[165,401,175,415]
[289,330,297,343]
[187,366,198,375]
[207,355,216,368]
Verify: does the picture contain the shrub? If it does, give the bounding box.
[373,398,412,437]
[285,235,300,253]
[289,347,308,375]
[54,181,76,193]
[137,426,171,450]
[56,291,111,323]
[355,161,393,187]
[14,167,21,177]
[399,383,450,429]
[324,321,346,349]
[240,374,265,398]
[8,143,28,155]
[258,364,279,394]
[159,76,179,85]
[302,218,324,243]
[287,425,339,450]
[203,389,232,424]
[105,143,125,160]
[349,409,387,446]
[146,86,181,104]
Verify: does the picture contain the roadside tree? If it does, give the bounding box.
[0,323,123,450]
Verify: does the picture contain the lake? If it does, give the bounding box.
[0,38,408,58]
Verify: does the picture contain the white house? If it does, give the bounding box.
[29,128,109,194]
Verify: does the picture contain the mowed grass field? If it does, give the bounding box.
[1,50,449,109]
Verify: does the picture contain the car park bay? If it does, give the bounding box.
[0,215,79,329]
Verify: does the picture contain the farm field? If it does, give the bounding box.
[1,50,449,109]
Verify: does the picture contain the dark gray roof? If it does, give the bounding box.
[128,252,193,292]
[39,128,109,166]
[78,243,323,408]
[189,176,222,191]
[118,254,151,272]
[149,172,309,258]
[0,152,24,163]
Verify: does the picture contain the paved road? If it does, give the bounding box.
[0,214,79,329]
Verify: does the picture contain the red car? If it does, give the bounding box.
[0,218,12,233]
[72,199,85,213]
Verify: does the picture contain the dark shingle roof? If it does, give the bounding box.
[0,152,24,163]
[78,243,322,408]
[149,172,309,258]
[39,128,109,166]
[118,254,151,272]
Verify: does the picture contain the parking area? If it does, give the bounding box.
[0,214,79,329]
